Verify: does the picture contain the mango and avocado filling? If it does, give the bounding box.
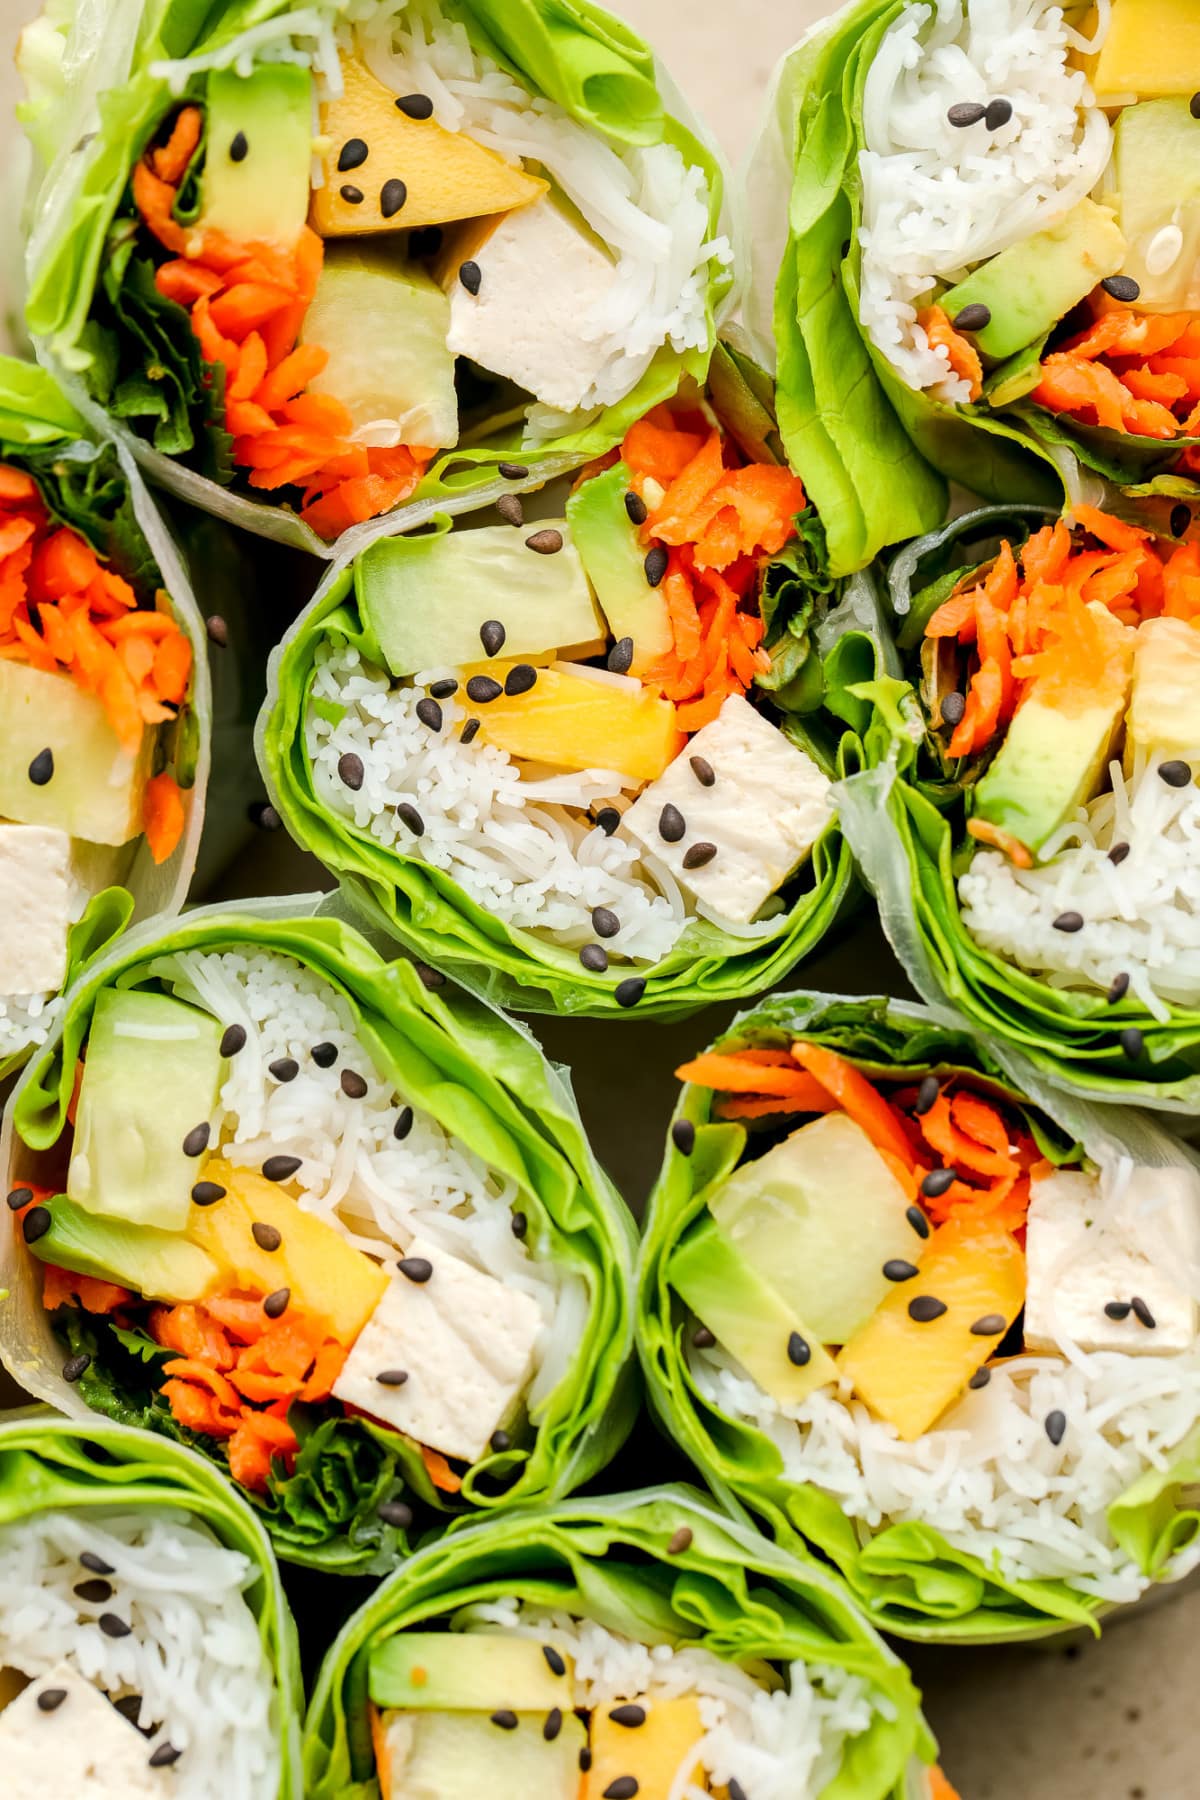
[640,996,1200,1634]
[31,0,731,544]
[3,908,635,1568]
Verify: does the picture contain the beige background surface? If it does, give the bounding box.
[2,0,1199,1793]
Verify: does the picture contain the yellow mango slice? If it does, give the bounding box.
[187,1158,387,1343]
[837,1216,1026,1441]
[473,662,685,783]
[582,1693,706,1800]
[312,58,548,236]
[1092,0,1200,99]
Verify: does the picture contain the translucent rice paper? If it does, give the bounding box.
[19,0,742,558]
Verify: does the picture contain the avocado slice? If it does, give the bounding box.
[566,462,672,672]
[671,1216,836,1404]
[68,988,224,1234]
[0,658,153,846]
[972,682,1131,858]
[369,1633,573,1713]
[1114,99,1200,310]
[301,241,459,449]
[28,1195,219,1303]
[199,64,312,249]
[940,199,1126,363]
[356,524,605,677]
[376,1709,585,1800]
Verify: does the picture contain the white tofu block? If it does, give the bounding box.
[444,194,616,413]
[0,1662,163,1796]
[0,823,74,994]
[333,1236,543,1463]
[623,695,834,924]
[1024,1167,1200,1356]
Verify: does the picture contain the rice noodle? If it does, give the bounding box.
[0,991,59,1063]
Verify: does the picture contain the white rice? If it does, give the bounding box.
[145,943,579,1411]
[454,1597,886,1800]
[0,1505,280,1798]
[345,0,731,434]
[307,639,689,963]
[959,751,1200,1019]
[857,0,1113,401]
[0,990,60,1064]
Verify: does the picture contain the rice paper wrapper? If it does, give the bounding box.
[0,894,639,1571]
[0,1412,304,1793]
[638,989,1200,1641]
[302,1483,936,1800]
[0,357,213,1082]
[19,0,739,558]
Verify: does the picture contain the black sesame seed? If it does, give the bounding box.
[668,1526,693,1555]
[311,1041,338,1068]
[379,1499,414,1528]
[610,1704,646,1727]
[149,1745,182,1769]
[415,962,446,990]
[505,663,538,697]
[595,806,621,836]
[380,178,407,218]
[74,1577,113,1603]
[220,1022,246,1057]
[396,93,434,119]
[1101,274,1141,303]
[22,1205,51,1244]
[261,1154,302,1182]
[496,493,524,527]
[692,1325,715,1349]
[538,1645,566,1679]
[1192,92,1200,120]
[906,1204,932,1239]
[5,1187,31,1211]
[985,96,1013,130]
[416,696,444,732]
[182,1122,210,1157]
[608,636,634,674]
[644,544,669,587]
[251,1221,282,1253]
[580,1748,593,1772]
[268,1057,299,1083]
[337,137,368,172]
[62,1352,91,1382]
[1172,503,1192,539]
[579,943,609,973]
[1105,1300,1132,1321]
[262,1288,290,1319]
[249,801,281,831]
[1120,1026,1145,1060]
[682,841,718,870]
[229,129,249,163]
[511,1209,528,1239]
[80,1552,114,1575]
[398,1255,433,1283]
[603,1778,639,1798]
[99,1613,131,1639]
[490,1429,511,1454]
[479,619,507,659]
[113,1696,147,1731]
[970,1313,1007,1336]
[37,1688,67,1712]
[376,1369,409,1387]
[339,184,364,205]
[544,1707,563,1741]
[968,1366,991,1390]
[341,1068,369,1100]
[191,1181,226,1207]
[1108,842,1130,866]
[615,977,645,1008]
[908,1295,948,1322]
[397,801,425,836]
[921,1167,956,1198]
[624,490,648,526]
[1159,759,1192,788]
[1053,911,1084,933]
[525,528,564,556]
[941,691,966,728]
[429,678,458,699]
[337,751,365,791]
[205,614,228,648]
[466,674,503,704]
[914,1075,940,1115]
[947,101,987,127]
[1108,971,1131,1004]
[498,462,529,480]
[672,1118,696,1156]
[729,1783,748,1800]
[393,1106,414,1140]
[787,1330,811,1366]
[952,302,991,333]
[659,803,686,843]
[883,1259,920,1282]
[1044,1409,1067,1446]
[689,755,716,787]
[1131,1295,1157,1329]
[491,1710,519,1731]
[27,748,54,786]
[592,906,620,938]
[459,260,482,295]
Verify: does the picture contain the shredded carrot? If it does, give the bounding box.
[929,1770,963,1800]
[918,305,983,402]
[1034,306,1200,444]
[676,1052,833,1106]
[790,1042,916,1168]
[142,772,186,865]
[132,105,428,539]
[421,1445,463,1494]
[41,1264,132,1315]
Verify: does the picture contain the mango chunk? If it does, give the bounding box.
[837,1217,1026,1441]
[312,57,548,236]
[186,1158,387,1343]
[582,1693,706,1800]
[1092,0,1200,100]
[473,662,685,783]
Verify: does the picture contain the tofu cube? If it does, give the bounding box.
[622,695,834,924]
[0,823,75,994]
[0,1662,163,1796]
[333,1237,543,1463]
[1024,1167,1200,1356]
[441,194,616,414]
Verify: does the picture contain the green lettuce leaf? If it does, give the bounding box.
[3,897,639,1571]
[638,992,1200,1639]
[302,1486,935,1798]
